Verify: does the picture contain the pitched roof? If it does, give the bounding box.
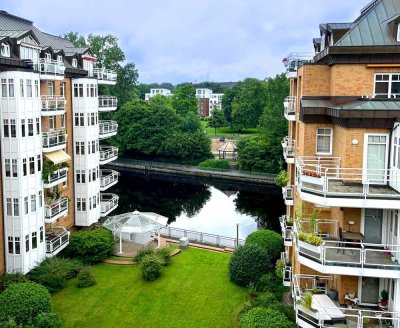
[336,0,400,46]
[331,100,400,111]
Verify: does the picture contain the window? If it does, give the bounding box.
[1,78,6,97]
[40,227,43,243]
[49,116,54,130]
[6,198,11,216]
[15,237,20,254]
[3,119,9,137]
[48,81,54,96]
[13,198,19,216]
[1,43,10,57]
[12,159,17,177]
[61,114,65,128]
[45,53,51,61]
[34,80,39,97]
[57,55,63,64]
[26,79,32,97]
[8,237,13,254]
[36,118,40,134]
[375,74,400,98]
[38,191,42,207]
[5,159,10,177]
[24,197,28,215]
[81,142,85,155]
[20,79,24,97]
[29,156,35,174]
[77,198,86,211]
[316,128,333,155]
[397,24,400,42]
[30,195,36,212]
[73,83,84,97]
[25,234,29,252]
[75,142,80,155]
[28,119,33,136]
[37,155,41,172]
[60,82,65,97]
[8,79,14,97]
[23,158,27,176]
[72,58,77,68]
[21,119,25,137]
[32,232,37,249]
[10,119,16,137]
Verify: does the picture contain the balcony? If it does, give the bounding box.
[41,96,66,116]
[100,193,119,217]
[293,274,400,328]
[294,219,400,278]
[99,120,118,139]
[35,59,65,80]
[283,186,294,206]
[91,68,117,85]
[98,96,118,112]
[46,227,70,257]
[42,129,67,153]
[100,169,119,191]
[281,137,295,163]
[296,156,400,209]
[282,52,314,79]
[280,252,292,287]
[44,197,68,223]
[99,146,118,165]
[43,167,68,188]
[279,215,293,246]
[283,96,296,121]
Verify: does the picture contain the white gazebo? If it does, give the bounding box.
[102,210,168,254]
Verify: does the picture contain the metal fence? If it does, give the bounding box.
[160,226,244,248]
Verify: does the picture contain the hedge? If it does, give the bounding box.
[240,307,295,328]
[245,230,283,260]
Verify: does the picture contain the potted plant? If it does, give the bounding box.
[275,170,289,188]
[348,291,356,299]
[381,290,389,307]
[301,292,313,310]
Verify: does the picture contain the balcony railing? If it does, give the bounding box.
[279,215,293,246]
[99,146,118,165]
[43,168,68,188]
[98,96,118,111]
[100,193,119,217]
[283,52,314,76]
[41,96,66,115]
[283,186,294,206]
[42,129,67,152]
[280,252,292,287]
[44,197,68,223]
[281,137,295,163]
[296,157,400,207]
[283,96,296,120]
[46,227,70,256]
[35,58,65,77]
[91,68,117,83]
[293,274,400,328]
[100,169,119,191]
[99,120,118,139]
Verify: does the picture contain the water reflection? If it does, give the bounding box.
[109,171,284,239]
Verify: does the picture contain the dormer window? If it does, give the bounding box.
[57,55,63,64]
[1,43,10,57]
[397,24,400,42]
[72,58,77,68]
[45,53,51,61]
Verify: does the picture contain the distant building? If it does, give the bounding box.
[145,88,172,101]
[196,88,224,118]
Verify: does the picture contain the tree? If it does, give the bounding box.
[207,109,228,135]
[111,62,139,106]
[86,34,125,69]
[245,230,283,261]
[61,32,86,47]
[171,84,198,116]
[222,86,240,124]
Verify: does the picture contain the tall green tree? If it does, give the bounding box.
[171,84,198,116]
[221,87,239,124]
[61,32,86,47]
[207,109,228,135]
[111,63,139,106]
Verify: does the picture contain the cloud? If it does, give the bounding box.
[3,0,368,83]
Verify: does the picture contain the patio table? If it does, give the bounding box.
[342,232,364,242]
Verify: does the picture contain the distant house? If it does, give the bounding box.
[144,88,172,101]
[196,88,224,118]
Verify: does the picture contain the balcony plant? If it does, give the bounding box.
[381,290,389,306]
[301,292,313,310]
[275,170,289,188]
[42,161,58,183]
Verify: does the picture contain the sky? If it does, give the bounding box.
[2,0,368,84]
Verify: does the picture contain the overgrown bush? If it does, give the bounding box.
[245,230,283,261]
[240,307,295,328]
[154,246,173,266]
[65,227,114,264]
[76,267,96,288]
[0,272,29,291]
[199,159,230,170]
[268,303,296,323]
[256,272,287,300]
[274,170,289,187]
[275,259,284,280]
[0,282,52,325]
[254,292,278,307]
[29,257,83,293]
[33,312,62,328]
[141,255,163,281]
[133,248,154,263]
[229,244,271,287]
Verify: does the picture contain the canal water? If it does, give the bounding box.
[108,170,285,239]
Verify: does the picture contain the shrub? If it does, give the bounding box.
[33,313,62,328]
[245,230,283,261]
[268,303,296,323]
[240,307,295,328]
[256,272,287,300]
[302,292,313,309]
[154,247,173,266]
[199,159,230,170]
[0,282,51,325]
[0,272,29,291]
[133,248,154,263]
[141,255,163,281]
[65,227,114,264]
[229,244,271,287]
[254,292,278,307]
[275,259,284,280]
[29,257,83,293]
[76,267,96,288]
[275,170,289,187]
[298,232,323,246]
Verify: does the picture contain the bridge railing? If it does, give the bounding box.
[109,158,277,181]
[159,226,245,248]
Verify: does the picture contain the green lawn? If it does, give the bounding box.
[200,120,258,139]
[52,249,247,328]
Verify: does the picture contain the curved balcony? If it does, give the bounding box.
[46,227,70,257]
[100,169,119,191]
[35,59,65,80]
[283,185,294,206]
[99,146,118,165]
[282,52,314,79]
[280,252,291,287]
[44,197,68,223]
[281,137,295,164]
[92,68,117,85]
[42,129,67,152]
[43,167,68,188]
[279,215,293,246]
[98,96,118,112]
[283,96,296,121]
[99,120,118,139]
[100,193,119,217]
[41,96,66,116]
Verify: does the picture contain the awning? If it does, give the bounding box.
[44,150,71,164]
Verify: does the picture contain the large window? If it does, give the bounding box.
[374,74,400,98]
[316,128,332,155]
[1,43,10,57]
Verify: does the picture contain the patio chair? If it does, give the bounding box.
[336,228,353,255]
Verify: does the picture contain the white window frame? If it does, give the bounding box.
[315,128,333,155]
[363,133,390,185]
[397,24,400,42]
[1,43,10,57]
[374,73,400,99]
[72,58,77,68]
[57,55,63,64]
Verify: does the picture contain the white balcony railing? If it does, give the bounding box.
[100,193,119,217]
[44,197,68,223]
[35,58,65,77]
[283,186,294,206]
[42,129,67,152]
[281,137,295,163]
[279,215,293,245]
[99,146,118,165]
[91,68,117,83]
[280,252,292,287]
[283,96,296,120]
[46,227,70,256]
[283,52,314,74]
[43,168,68,188]
[98,96,118,111]
[100,169,119,191]
[99,120,118,139]
[41,96,66,115]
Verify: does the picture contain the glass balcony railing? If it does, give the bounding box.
[42,129,66,151]
[99,146,118,164]
[98,96,118,111]
[46,227,70,256]
[43,168,68,187]
[41,96,66,115]
[91,68,117,83]
[100,169,119,191]
[35,58,65,77]
[100,193,119,217]
[99,120,118,139]
[44,197,68,223]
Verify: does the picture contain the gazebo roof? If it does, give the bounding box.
[217,141,237,152]
[102,210,168,234]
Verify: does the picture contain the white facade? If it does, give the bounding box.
[195,88,212,99]
[145,88,172,101]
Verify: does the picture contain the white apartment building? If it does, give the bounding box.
[144,88,172,101]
